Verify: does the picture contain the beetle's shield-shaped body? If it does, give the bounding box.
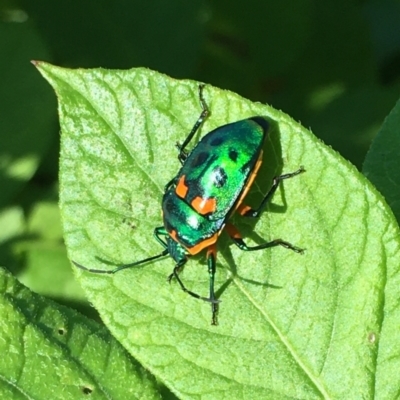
[162,117,269,254]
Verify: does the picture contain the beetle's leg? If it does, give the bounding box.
[226,223,304,254]
[73,226,169,274]
[153,226,170,248]
[168,253,219,312]
[207,244,219,325]
[237,167,305,218]
[176,84,210,164]
[164,176,177,192]
[167,259,220,307]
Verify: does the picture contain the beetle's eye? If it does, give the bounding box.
[212,167,227,188]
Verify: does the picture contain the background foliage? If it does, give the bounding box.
[1,1,400,398]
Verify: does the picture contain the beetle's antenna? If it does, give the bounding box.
[73,249,169,274]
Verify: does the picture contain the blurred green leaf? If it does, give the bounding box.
[0,266,161,399]
[20,246,85,299]
[27,201,63,240]
[0,206,25,244]
[4,201,86,304]
[0,21,55,207]
[363,97,400,223]
[0,206,25,270]
[307,85,400,168]
[36,63,400,399]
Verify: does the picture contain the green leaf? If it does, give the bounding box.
[37,63,400,399]
[363,96,400,224]
[0,266,160,399]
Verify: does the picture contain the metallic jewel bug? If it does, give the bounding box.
[74,85,304,325]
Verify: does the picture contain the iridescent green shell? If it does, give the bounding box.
[162,117,269,251]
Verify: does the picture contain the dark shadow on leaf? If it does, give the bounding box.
[214,120,299,299]
[215,276,233,299]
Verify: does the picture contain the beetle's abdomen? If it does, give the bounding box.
[176,117,268,220]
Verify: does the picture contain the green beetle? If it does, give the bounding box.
[74,85,304,325]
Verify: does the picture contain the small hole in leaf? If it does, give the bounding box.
[57,328,66,335]
[122,218,136,230]
[368,332,377,344]
[81,386,93,395]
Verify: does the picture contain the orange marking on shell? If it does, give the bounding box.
[176,175,189,198]
[234,150,263,213]
[191,196,217,215]
[169,227,222,256]
[170,230,178,241]
[186,232,220,255]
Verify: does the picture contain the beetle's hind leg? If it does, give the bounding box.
[237,167,305,218]
[168,255,220,324]
[225,223,304,254]
[206,244,219,325]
